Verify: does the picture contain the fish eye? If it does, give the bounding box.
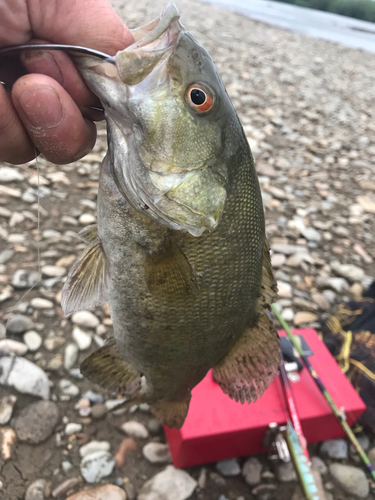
[186,84,214,113]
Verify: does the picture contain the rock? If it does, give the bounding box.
[64,343,80,370]
[327,277,350,294]
[209,471,226,486]
[41,265,66,277]
[80,450,116,483]
[278,281,292,298]
[0,166,24,182]
[143,442,172,463]
[0,395,17,425]
[356,195,375,213]
[271,253,286,268]
[311,456,327,475]
[271,244,307,255]
[23,331,43,351]
[320,439,348,459]
[25,479,46,500]
[67,485,126,500]
[15,401,60,443]
[0,427,16,460]
[65,423,83,436]
[276,461,297,482]
[115,437,138,467]
[79,214,97,224]
[330,261,365,283]
[52,478,81,498]
[0,339,28,356]
[216,458,241,476]
[147,418,163,435]
[350,283,363,299]
[138,465,197,500]
[80,440,111,458]
[294,311,318,325]
[242,456,262,486]
[121,420,149,439]
[349,433,370,453]
[329,463,369,498]
[59,379,80,398]
[6,314,34,334]
[11,269,39,289]
[82,391,103,404]
[30,297,54,309]
[72,327,93,350]
[71,311,100,329]
[0,249,14,264]
[91,404,107,419]
[281,308,294,322]
[311,293,330,311]
[124,482,136,500]
[300,226,321,242]
[286,253,313,267]
[0,356,50,398]
[0,323,5,339]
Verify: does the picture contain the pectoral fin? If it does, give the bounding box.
[81,342,142,395]
[61,236,109,315]
[151,395,191,429]
[78,224,99,244]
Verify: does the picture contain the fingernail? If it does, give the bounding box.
[21,51,64,86]
[18,87,63,129]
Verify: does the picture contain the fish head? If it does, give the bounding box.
[76,3,240,236]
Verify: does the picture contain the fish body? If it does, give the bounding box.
[62,3,280,427]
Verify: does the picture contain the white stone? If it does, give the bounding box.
[72,327,93,351]
[142,442,172,463]
[0,356,49,399]
[281,308,294,322]
[0,167,24,182]
[0,395,17,425]
[80,451,116,483]
[79,214,97,225]
[277,281,293,298]
[41,265,66,277]
[0,339,28,356]
[30,297,54,309]
[23,331,43,351]
[71,311,100,329]
[65,423,83,436]
[138,465,197,500]
[121,420,149,439]
[64,343,79,370]
[59,379,80,398]
[330,261,365,283]
[79,440,111,457]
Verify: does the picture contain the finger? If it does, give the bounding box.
[20,44,104,121]
[0,83,36,164]
[12,74,97,164]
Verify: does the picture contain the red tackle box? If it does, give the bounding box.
[164,328,366,468]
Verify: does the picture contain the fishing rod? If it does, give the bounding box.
[0,44,116,63]
[271,304,375,481]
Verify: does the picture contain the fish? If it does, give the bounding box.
[61,3,280,428]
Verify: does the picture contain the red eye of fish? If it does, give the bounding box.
[186,84,214,113]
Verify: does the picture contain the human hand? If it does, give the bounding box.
[0,0,134,165]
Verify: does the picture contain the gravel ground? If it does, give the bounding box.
[1,0,375,499]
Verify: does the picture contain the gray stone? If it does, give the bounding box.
[0,356,50,398]
[6,314,34,334]
[331,261,365,283]
[0,166,24,182]
[72,326,92,350]
[301,226,321,242]
[142,442,172,463]
[82,390,103,405]
[11,270,39,290]
[276,461,297,482]
[147,418,163,435]
[216,458,241,476]
[349,433,370,453]
[64,343,80,370]
[0,395,17,425]
[320,439,348,459]
[80,440,111,457]
[72,311,100,329]
[80,450,116,483]
[65,423,83,435]
[311,456,328,475]
[271,244,308,255]
[138,465,197,500]
[15,401,59,443]
[329,463,369,498]
[25,479,46,500]
[23,331,43,351]
[58,379,80,398]
[0,323,5,339]
[0,339,28,356]
[0,249,14,264]
[242,456,262,485]
[327,277,350,294]
[121,420,149,439]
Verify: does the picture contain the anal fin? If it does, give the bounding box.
[151,395,191,429]
[81,342,142,396]
[213,312,280,404]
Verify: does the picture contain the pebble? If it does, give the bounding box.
[0,395,17,425]
[242,456,262,486]
[80,440,111,457]
[23,331,43,351]
[41,265,66,277]
[65,423,83,436]
[216,458,241,476]
[320,439,348,459]
[0,356,50,398]
[11,269,39,289]
[271,253,286,268]
[6,314,34,334]
[59,379,80,398]
[82,391,103,405]
[0,323,5,339]
[79,213,97,224]
[0,249,14,264]
[329,463,369,498]
[349,433,370,453]
[311,292,330,311]
[52,478,81,498]
[326,277,350,294]
[330,261,365,283]
[61,461,74,473]
[311,456,328,475]
[124,482,136,500]
[0,338,28,356]
[91,404,107,419]
[0,166,24,182]
[147,418,163,435]
[121,420,149,439]
[278,281,293,298]
[67,484,126,500]
[80,450,116,483]
[25,479,46,500]
[72,326,93,350]
[0,427,17,460]
[15,401,60,444]
[356,195,375,213]
[300,226,321,242]
[115,437,138,467]
[142,442,172,463]
[64,343,80,370]
[30,297,54,309]
[138,465,197,500]
[293,311,318,325]
[276,461,297,482]
[281,308,294,322]
[71,311,100,329]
